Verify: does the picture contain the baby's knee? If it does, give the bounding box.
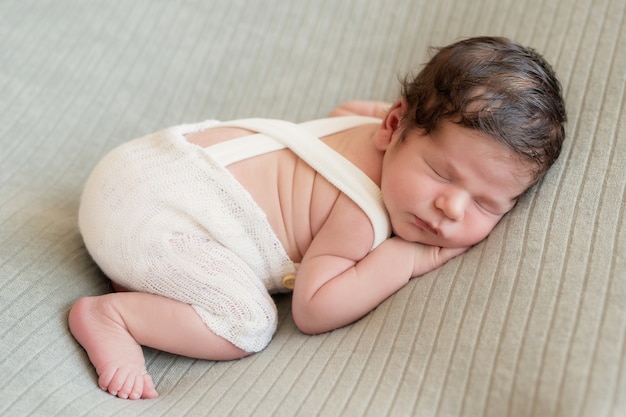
[195,305,277,354]
[244,313,277,353]
[230,313,277,354]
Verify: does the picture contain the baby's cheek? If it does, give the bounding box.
[470,217,503,244]
[451,218,499,248]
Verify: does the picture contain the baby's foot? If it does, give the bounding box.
[69,296,159,399]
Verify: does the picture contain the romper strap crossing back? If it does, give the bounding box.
[206,116,391,249]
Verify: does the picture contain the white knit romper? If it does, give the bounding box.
[78,116,390,352]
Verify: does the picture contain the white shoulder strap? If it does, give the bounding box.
[212,117,390,248]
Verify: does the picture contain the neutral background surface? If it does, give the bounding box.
[1,0,625,416]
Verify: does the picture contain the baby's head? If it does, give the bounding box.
[400,36,567,187]
[377,37,567,248]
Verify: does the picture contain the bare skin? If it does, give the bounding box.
[329,100,391,118]
[68,293,250,399]
[69,107,384,399]
[69,99,533,399]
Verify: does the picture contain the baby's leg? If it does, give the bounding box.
[68,292,249,400]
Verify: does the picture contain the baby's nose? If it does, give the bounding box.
[435,189,468,221]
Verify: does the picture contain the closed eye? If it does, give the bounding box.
[426,160,449,181]
[474,198,509,216]
[474,199,497,215]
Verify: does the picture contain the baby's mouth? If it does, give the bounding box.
[414,216,439,235]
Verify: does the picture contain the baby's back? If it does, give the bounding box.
[185,122,381,263]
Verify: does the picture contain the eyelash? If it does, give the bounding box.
[475,199,504,216]
[427,162,448,181]
[474,199,493,214]
[427,159,504,216]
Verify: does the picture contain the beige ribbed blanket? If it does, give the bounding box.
[1,0,624,416]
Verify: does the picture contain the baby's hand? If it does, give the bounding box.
[411,242,470,277]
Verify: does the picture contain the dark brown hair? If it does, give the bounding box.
[401,36,567,183]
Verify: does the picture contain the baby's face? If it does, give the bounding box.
[380,120,533,248]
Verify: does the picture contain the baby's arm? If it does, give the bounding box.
[291,195,466,335]
[329,100,392,119]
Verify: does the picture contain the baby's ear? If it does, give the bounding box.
[375,99,407,150]
[385,99,408,131]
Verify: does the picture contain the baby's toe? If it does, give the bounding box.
[96,367,116,393]
[96,365,157,399]
[103,369,126,396]
[141,374,159,399]
[117,373,143,400]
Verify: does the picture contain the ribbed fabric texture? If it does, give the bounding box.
[1,0,624,416]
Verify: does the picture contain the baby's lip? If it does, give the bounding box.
[414,216,439,235]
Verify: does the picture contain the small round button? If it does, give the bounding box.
[282,273,296,289]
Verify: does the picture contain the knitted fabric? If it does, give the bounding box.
[78,117,390,352]
[79,121,293,352]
